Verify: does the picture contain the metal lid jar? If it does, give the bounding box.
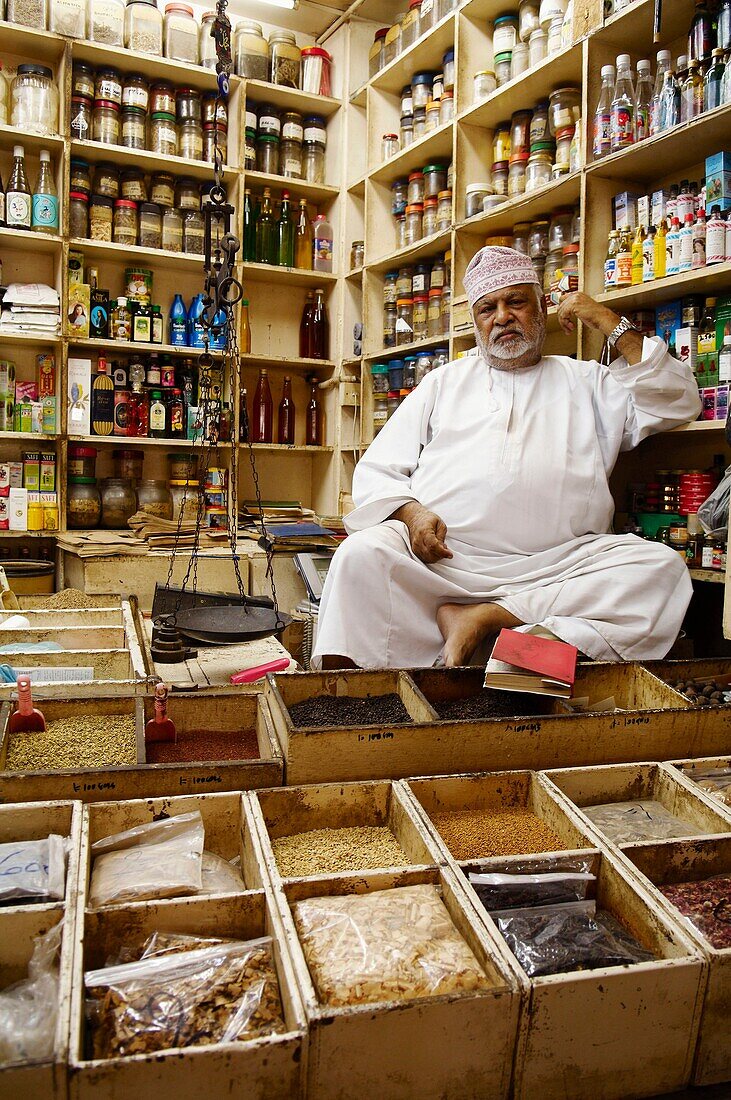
[164,3,198,64]
[92,100,120,145]
[121,105,146,149]
[124,0,163,56]
[234,20,270,80]
[150,81,175,114]
[89,0,125,45]
[139,202,162,249]
[150,172,174,207]
[70,157,91,193]
[269,30,301,88]
[423,163,447,197]
[67,477,101,528]
[150,112,177,156]
[72,63,95,99]
[101,477,137,529]
[176,86,201,121]
[90,194,114,241]
[95,67,122,105]
[113,198,138,246]
[11,64,58,136]
[508,152,529,197]
[179,118,203,161]
[121,168,147,201]
[122,72,149,110]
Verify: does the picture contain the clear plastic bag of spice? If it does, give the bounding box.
[0,920,62,1065]
[582,800,697,845]
[0,834,66,905]
[89,811,204,908]
[469,867,595,911]
[85,936,286,1059]
[681,765,731,806]
[493,900,655,976]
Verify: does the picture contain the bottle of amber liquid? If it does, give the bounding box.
[294,198,313,269]
[252,369,273,443]
[311,288,329,360]
[240,299,251,353]
[92,355,114,435]
[306,380,322,446]
[278,376,296,444]
[299,290,315,357]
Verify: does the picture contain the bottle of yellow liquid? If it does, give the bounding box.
[654,219,667,279]
[616,225,633,287]
[631,224,645,285]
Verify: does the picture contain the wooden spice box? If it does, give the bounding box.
[0,649,146,701]
[0,608,124,629]
[454,844,706,1099]
[264,863,521,1100]
[68,891,308,1100]
[0,799,82,1100]
[0,626,128,650]
[245,779,438,885]
[264,665,729,786]
[541,762,731,855]
[619,835,731,1087]
[0,691,283,804]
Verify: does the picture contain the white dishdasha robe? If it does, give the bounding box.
[313,337,702,667]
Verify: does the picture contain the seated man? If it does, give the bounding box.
[314,246,701,670]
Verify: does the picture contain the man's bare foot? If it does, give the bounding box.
[437,603,523,667]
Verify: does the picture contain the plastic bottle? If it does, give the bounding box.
[255,187,275,265]
[658,66,680,131]
[681,59,703,122]
[6,145,30,230]
[704,47,726,110]
[631,224,645,284]
[642,224,655,281]
[252,368,273,443]
[277,375,296,444]
[707,205,726,264]
[634,60,653,142]
[593,64,615,158]
[313,213,334,273]
[243,188,256,261]
[311,288,329,360]
[666,216,681,275]
[650,50,671,134]
[692,210,706,268]
[240,299,251,354]
[168,294,186,346]
[299,291,314,358]
[306,380,321,446]
[294,199,313,269]
[277,191,295,268]
[654,219,667,278]
[187,293,206,348]
[679,213,694,272]
[688,0,713,63]
[667,183,679,223]
[610,54,635,152]
[616,225,633,287]
[604,229,620,288]
[31,149,58,234]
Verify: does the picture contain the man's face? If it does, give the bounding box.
[472,283,546,371]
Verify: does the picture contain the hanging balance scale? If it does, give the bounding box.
[151,2,290,655]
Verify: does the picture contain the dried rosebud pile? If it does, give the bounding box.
[661,874,731,950]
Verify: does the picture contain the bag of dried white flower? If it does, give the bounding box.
[85,936,286,1059]
[89,812,204,908]
[293,883,491,1008]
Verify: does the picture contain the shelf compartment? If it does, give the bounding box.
[0,430,57,441]
[70,139,237,183]
[0,225,62,254]
[458,45,580,131]
[69,237,205,268]
[347,173,367,197]
[68,434,232,449]
[69,338,222,359]
[245,443,333,453]
[597,262,731,309]
[689,568,726,584]
[240,354,335,372]
[586,103,731,184]
[241,262,336,288]
[593,0,697,49]
[369,120,454,186]
[366,227,452,274]
[671,420,726,433]
[0,19,65,60]
[72,38,224,91]
[243,170,339,205]
[365,334,448,363]
[243,79,340,118]
[371,10,457,96]
[0,123,64,156]
[456,171,582,237]
[0,330,61,347]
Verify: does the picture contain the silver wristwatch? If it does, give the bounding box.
[607,315,637,348]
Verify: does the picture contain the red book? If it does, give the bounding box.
[484,629,578,698]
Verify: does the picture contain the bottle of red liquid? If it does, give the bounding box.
[299,290,314,358]
[306,380,321,446]
[252,369,273,443]
[311,287,329,360]
[278,375,296,444]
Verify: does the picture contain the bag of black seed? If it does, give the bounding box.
[491,900,655,977]
[469,870,595,911]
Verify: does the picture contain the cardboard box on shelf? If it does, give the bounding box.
[67,358,92,437]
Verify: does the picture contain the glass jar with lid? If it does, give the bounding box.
[11,65,58,135]
[139,202,162,249]
[493,12,518,51]
[68,477,101,528]
[495,52,512,86]
[511,42,529,79]
[465,183,491,218]
[235,20,270,79]
[383,271,398,305]
[176,87,201,121]
[526,149,552,191]
[412,294,428,340]
[7,0,47,28]
[428,289,443,336]
[391,178,408,217]
[95,67,122,105]
[436,190,452,230]
[122,73,149,111]
[442,48,455,91]
[269,30,300,88]
[137,478,173,519]
[405,203,423,245]
[400,114,414,147]
[519,0,540,40]
[150,112,177,156]
[529,27,547,66]
[490,160,509,195]
[179,118,203,160]
[396,299,414,345]
[439,91,454,126]
[300,46,332,96]
[121,168,147,201]
[72,64,95,100]
[413,106,427,140]
[511,222,531,254]
[396,267,412,299]
[69,191,90,239]
[425,102,441,133]
[508,152,529,197]
[473,70,497,101]
[407,172,425,205]
[161,206,183,252]
[382,133,399,160]
[256,134,279,175]
[548,85,580,134]
[183,209,204,254]
[510,109,532,155]
[176,177,199,209]
[90,194,114,241]
[412,72,434,110]
[382,22,400,67]
[529,218,549,258]
[101,478,136,528]
[92,101,120,144]
[89,0,125,45]
[383,301,397,348]
[164,3,198,63]
[125,0,163,55]
[203,123,227,163]
[121,105,146,148]
[70,157,91,194]
[351,241,365,269]
[199,11,217,68]
[543,246,563,295]
[548,207,574,251]
[492,123,511,163]
[149,172,174,207]
[423,164,447,197]
[150,81,175,114]
[422,196,438,237]
[400,0,421,50]
[280,137,303,178]
[303,116,327,183]
[70,96,92,140]
[113,198,138,245]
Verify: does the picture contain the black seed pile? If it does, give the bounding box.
[288,692,412,728]
[434,690,543,721]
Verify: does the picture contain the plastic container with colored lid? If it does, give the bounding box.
[68,444,97,478]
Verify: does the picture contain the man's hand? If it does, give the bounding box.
[557,291,645,365]
[390,502,453,564]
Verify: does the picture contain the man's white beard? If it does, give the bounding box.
[475,313,546,371]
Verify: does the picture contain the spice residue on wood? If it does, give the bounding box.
[6,715,137,770]
[287,692,412,728]
[433,689,544,721]
[271,825,409,877]
[146,729,261,764]
[430,807,564,860]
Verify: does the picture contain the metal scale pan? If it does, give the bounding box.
[175,603,292,645]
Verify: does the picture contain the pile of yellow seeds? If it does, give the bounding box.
[6,715,137,770]
[271,825,409,877]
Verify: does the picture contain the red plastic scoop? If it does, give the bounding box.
[145,683,176,744]
[230,658,291,684]
[9,676,46,734]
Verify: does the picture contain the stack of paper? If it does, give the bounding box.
[0,284,61,336]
